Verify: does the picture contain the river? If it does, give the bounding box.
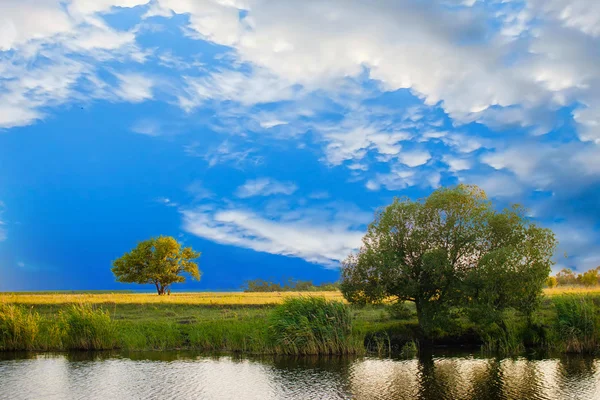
[0,351,598,399]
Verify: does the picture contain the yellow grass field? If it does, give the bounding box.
[0,291,346,306]
[2,286,600,306]
[543,286,600,296]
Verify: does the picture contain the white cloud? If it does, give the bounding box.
[527,0,600,37]
[156,197,178,207]
[0,0,73,51]
[0,0,154,130]
[131,119,161,136]
[236,178,297,198]
[180,68,299,110]
[186,140,263,168]
[443,156,471,172]
[115,73,154,103]
[462,172,524,199]
[157,0,560,125]
[398,150,431,167]
[182,204,366,266]
[0,59,87,129]
[477,141,600,194]
[318,112,412,166]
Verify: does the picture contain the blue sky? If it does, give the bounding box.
[1,0,600,291]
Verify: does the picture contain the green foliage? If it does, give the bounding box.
[243,279,339,292]
[552,295,599,353]
[0,304,40,350]
[546,276,558,288]
[60,304,117,350]
[341,184,556,336]
[112,235,201,295]
[268,297,356,355]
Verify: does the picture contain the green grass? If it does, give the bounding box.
[2,291,600,355]
[0,296,391,354]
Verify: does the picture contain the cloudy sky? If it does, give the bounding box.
[1,0,599,290]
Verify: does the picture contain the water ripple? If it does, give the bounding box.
[0,353,599,399]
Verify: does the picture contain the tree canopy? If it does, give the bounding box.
[112,236,201,295]
[341,185,557,334]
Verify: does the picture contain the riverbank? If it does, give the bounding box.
[1,291,599,354]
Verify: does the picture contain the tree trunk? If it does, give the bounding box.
[415,300,424,332]
[155,282,165,295]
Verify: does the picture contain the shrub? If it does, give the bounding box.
[0,304,40,350]
[385,301,414,320]
[268,297,354,355]
[60,304,117,350]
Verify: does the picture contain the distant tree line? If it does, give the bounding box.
[548,267,600,287]
[243,279,340,292]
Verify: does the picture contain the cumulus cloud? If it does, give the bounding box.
[157,0,564,124]
[182,203,368,266]
[236,178,297,198]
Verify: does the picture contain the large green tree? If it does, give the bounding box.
[112,236,201,295]
[341,185,556,334]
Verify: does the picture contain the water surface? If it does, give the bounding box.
[1,351,599,399]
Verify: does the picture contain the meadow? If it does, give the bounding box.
[1,288,600,355]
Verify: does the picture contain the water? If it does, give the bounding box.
[1,351,599,399]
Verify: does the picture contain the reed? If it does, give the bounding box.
[268,297,360,355]
[552,294,599,353]
[60,304,117,350]
[0,304,40,351]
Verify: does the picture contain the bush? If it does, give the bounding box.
[0,304,40,350]
[385,301,414,320]
[60,304,117,350]
[268,297,355,355]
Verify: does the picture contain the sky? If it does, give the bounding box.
[1,0,600,291]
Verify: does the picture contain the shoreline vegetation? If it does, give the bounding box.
[1,288,600,355]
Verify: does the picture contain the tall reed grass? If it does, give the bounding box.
[268,297,360,355]
[59,304,117,350]
[552,295,599,353]
[0,304,40,351]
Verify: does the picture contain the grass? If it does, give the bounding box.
[0,292,388,354]
[2,289,600,355]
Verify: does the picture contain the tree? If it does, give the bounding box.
[580,268,599,287]
[112,236,201,295]
[556,268,577,286]
[341,185,556,334]
[546,276,558,288]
